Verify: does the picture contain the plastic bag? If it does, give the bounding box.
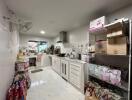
[101,67,110,82]
[94,66,104,78]
[109,70,121,85]
[88,64,97,75]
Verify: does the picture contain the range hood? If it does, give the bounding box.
[57,31,68,43]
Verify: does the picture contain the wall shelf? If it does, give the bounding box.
[89,74,129,92]
[105,21,123,30]
[89,27,107,35]
[89,18,129,36]
[105,18,128,30]
[88,18,130,99]
[107,32,124,38]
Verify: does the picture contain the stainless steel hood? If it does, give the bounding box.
[57,31,68,43]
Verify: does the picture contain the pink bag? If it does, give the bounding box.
[109,70,121,85]
[101,67,110,82]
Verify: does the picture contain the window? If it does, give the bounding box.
[28,41,47,53]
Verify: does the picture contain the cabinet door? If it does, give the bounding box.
[62,63,64,74]
[54,58,57,71]
[52,57,55,70]
[65,61,69,80]
[69,63,81,89]
[61,61,64,75]
[52,57,58,72]
[55,57,61,74]
[61,60,69,80]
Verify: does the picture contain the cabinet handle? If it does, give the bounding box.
[62,64,64,73]
[65,64,66,75]
[63,64,64,74]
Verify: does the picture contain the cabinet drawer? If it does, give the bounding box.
[70,66,80,72]
[70,63,81,71]
[70,68,80,76]
[70,76,80,88]
[70,72,80,81]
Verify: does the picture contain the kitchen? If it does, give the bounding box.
[18,16,131,100]
[0,0,132,100]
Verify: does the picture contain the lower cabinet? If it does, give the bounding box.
[55,57,61,74]
[51,56,87,93]
[69,62,84,92]
[52,56,56,70]
[52,56,61,74]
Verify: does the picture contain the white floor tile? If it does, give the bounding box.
[27,67,84,100]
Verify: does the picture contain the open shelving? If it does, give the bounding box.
[88,18,131,99]
[89,18,129,37]
[89,74,129,92]
[105,20,123,30]
[89,26,107,35]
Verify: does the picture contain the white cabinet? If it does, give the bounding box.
[55,57,61,74]
[69,62,85,92]
[51,56,88,93]
[69,62,81,88]
[51,56,61,74]
[36,54,51,67]
[52,56,56,70]
[61,59,69,80]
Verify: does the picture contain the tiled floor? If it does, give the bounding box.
[27,67,84,100]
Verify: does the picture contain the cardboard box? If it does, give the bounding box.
[89,45,95,52]
[85,90,99,100]
[107,36,127,55]
[95,40,107,54]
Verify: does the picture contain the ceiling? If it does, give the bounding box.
[5,0,132,38]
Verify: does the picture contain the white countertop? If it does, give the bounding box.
[62,57,87,64]
[47,54,87,64]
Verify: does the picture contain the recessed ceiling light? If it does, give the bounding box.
[40,30,45,34]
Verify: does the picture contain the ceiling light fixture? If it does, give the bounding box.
[40,30,45,34]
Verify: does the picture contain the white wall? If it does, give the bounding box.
[69,26,89,46]
[54,26,89,45]
[53,35,60,43]
[108,6,132,22]
[0,0,19,99]
[53,5,132,50]
[68,5,132,45]
[20,34,53,48]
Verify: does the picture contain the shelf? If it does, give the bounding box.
[89,74,129,92]
[104,18,128,31]
[89,27,107,35]
[89,18,129,36]
[105,21,123,30]
[107,31,124,38]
